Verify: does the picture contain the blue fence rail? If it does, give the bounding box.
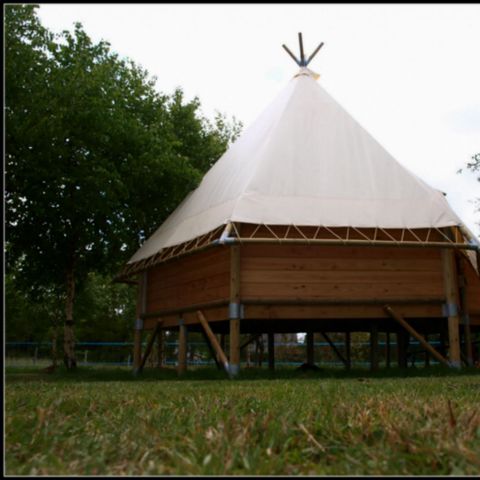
[5,339,442,368]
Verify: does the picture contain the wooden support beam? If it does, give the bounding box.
[457,262,474,366]
[229,243,241,377]
[439,328,447,358]
[384,305,451,367]
[133,325,143,373]
[320,332,348,367]
[268,332,275,371]
[442,249,461,368]
[306,331,315,365]
[396,329,409,369]
[142,299,229,320]
[197,310,230,375]
[230,319,241,376]
[240,333,262,350]
[246,345,252,367]
[255,336,264,367]
[137,320,163,374]
[345,332,351,370]
[228,236,476,251]
[133,272,146,374]
[463,323,474,367]
[385,332,391,368]
[157,330,165,368]
[370,323,379,371]
[200,329,222,370]
[178,320,187,376]
[460,349,469,367]
[241,297,443,307]
[424,334,430,367]
[458,224,480,273]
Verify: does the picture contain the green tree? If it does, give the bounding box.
[466,153,480,185]
[74,272,136,342]
[5,5,241,368]
[5,270,64,367]
[459,153,480,232]
[167,90,242,173]
[468,153,480,170]
[5,273,62,342]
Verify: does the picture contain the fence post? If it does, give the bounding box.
[306,332,315,365]
[370,323,379,371]
[33,345,38,365]
[268,333,275,370]
[385,332,391,368]
[345,332,351,370]
[178,319,188,376]
[424,334,430,367]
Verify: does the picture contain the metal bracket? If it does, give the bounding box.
[215,236,236,245]
[449,360,461,369]
[228,363,240,377]
[134,318,144,330]
[442,303,459,317]
[219,229,232,244]
[467,238,480,249]
[229,302,244,319]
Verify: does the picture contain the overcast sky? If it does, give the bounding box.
[37,3,480,235]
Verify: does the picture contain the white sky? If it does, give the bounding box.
[37,3,480,235]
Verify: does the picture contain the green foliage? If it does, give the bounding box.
[74,272,136,341]
[458,153,480,230]
[5,5,241,344]
[166,89,242,173]
[467,153,480,229]
[5,271,135,342]
[5,368,480,475]
[467,153,480,175]
[5,273,62,342]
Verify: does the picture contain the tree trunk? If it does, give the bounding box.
[63,264,77,369]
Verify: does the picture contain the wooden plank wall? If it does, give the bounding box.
[461,256,480,317]
[145,246,230,313]
[241,244,445,302]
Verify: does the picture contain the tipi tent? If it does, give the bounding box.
[119,34,480,376]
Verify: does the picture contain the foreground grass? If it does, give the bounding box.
[5,366,480,475]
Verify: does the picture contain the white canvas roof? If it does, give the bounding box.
[129,67,462,264]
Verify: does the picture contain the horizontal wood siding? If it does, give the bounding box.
[144,306,229,329]
[462,256,480,314]
[244,304,443,320]
[241,245,445,302]
[145,247,230,313]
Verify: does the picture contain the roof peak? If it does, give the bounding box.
[293,67,320,81]
[282,32,324,68]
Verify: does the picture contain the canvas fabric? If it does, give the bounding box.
[129,68,462,264]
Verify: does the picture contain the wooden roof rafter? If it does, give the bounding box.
[225,224,477,253]
[114,224,226,282]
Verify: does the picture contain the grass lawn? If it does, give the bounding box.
[5,365,480,475]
